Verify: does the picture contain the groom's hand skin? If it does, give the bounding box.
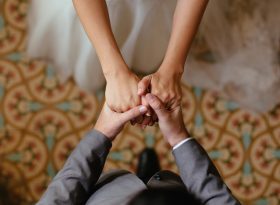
[130,96,157,128]
[95,103,148,141]
[145,94,189,147]
[132,79,158,128]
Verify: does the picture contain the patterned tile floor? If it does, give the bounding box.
[0,0,280,204]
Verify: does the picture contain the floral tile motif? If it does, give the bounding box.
[0,1,279,205]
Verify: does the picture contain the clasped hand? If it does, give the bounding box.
[105,64,183,128]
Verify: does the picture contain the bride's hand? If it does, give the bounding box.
[138,64,183,111]
[105,68,141,113]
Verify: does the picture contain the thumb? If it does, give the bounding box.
[138,75,152,95]
[145,94,168,118]
[120,105,148,123]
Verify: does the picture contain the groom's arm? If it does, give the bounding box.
[36,104,148,205]
[37,130,112,205]
[145,93,241,205]
[173,139,241,205]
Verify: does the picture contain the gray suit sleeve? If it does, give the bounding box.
[173,139,241,205]
[37,129,112,205]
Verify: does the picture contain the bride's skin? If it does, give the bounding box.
[73,0,140,114]
[138,0,209,110]
[73,0,208,125]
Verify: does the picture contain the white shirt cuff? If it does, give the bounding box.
[172,138,194,150]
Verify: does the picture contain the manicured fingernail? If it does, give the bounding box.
[139,106,147,113]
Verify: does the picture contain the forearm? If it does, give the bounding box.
[161,0,208,74]
[173,139,241,205]
[73,0,127,75]
[37,130,112,205]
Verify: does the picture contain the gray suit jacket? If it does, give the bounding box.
[37,130,241,205]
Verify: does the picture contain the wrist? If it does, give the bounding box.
[94,125,116,142]
[168,128,189,147]
[158,61,184,76]
[103,61,130,80]
[99,41,126,70]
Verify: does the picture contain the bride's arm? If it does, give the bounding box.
[162,0,208,71]
[138,0,209,111]
[73,0,141,113]
[73,0,126,74]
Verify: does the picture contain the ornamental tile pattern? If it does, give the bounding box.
[0,1,280,205]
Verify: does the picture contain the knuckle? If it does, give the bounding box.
[120,105,129,112]
[107,101,114,108]
[158,92,167,100]
[112,105,119,112]
[153,90,160,96]
[163,92,169,98]
[163,95,170,102]
[124,106,130,112]
[115,108,121,113]
[118,103,125,110]
[170,93,176,100]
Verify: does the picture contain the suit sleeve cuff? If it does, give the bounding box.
[172,138,194,150]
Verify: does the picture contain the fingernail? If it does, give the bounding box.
[139,106,147,113]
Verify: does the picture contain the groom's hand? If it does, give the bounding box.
[145,93,188,147]
[95,103,148,141]
[130,95,158,128]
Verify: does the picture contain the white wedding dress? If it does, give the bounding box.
[27,0,280,112]
[185,0,280,112]
[27,0,177,92]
